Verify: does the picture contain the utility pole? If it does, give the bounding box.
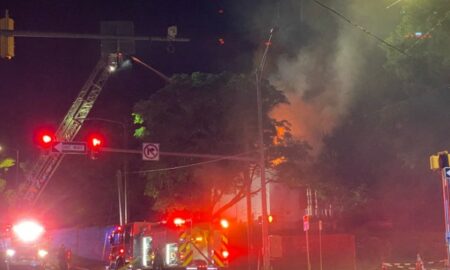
[319,220,323,270]
[303,215,311,270]
[116,170,124,226]
[255,28,274,270]
[75,117,129,223]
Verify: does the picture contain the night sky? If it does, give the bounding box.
[0,0,259,159]
[0,0,266,226]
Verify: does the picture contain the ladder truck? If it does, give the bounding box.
[18,53,122,206]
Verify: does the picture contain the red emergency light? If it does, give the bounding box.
[173,218,186,226]
[222,250,229,259]
[220,218,229,229]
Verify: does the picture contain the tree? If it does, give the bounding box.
[0,157,17,216]
[133,72,312,217]
[385,0,450,87]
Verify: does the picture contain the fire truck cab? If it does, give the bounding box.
[1,220,50,270]
[108,218,230,270]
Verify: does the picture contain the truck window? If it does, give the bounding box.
[110,232,123,246]
[124,226,132,244]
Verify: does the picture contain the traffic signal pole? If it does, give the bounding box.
[441,168,450,269]
[0,11,189,60]
[430,151,450,269]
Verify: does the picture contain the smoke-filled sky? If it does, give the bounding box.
[266,0,401,153]
[0,0,446,232]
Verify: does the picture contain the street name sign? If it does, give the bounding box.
[52,141,87,154]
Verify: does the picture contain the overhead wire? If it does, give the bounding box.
[311,0,409,56]
[310,0,450,121]
[406,11,450,53]
[128,151,257,174]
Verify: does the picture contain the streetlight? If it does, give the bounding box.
[74,117,129,225]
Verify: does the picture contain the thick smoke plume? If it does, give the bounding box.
[266,0,395,153]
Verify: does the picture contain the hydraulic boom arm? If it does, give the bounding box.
[20,55,114,205]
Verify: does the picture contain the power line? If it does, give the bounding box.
[311,0,409,56]
[406,11,450,53]
[128,158,229,174]
[128,151,257,174]
[310,0,450,121]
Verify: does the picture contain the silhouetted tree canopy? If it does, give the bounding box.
[133,72,312,216]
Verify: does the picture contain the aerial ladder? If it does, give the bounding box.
[6,20,187,206]
[19,53,120,205]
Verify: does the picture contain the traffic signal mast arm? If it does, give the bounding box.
[0,29,189,42]
[20,56,112,205]
[102,147,258,162]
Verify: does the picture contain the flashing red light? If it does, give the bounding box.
[42,135,52,144]
[117,226,122,232]
[303,215,309,222]
[220,218,229,229]
[222,250,229,259]
[36,130,55,148]
[119,248,124,254]
[87,133,104,159]
[173,218,186,226]
[87,134,103,149]
[218,38,225,45]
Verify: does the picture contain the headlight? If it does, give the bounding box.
[38,249,48,258]
[6,249,15,257]
[12,220,44,242]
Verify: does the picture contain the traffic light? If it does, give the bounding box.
[430,151,450,170]
[0,10,14,59]
[87,133,104,160]
[268,215,274,224]
[36,130,55,149]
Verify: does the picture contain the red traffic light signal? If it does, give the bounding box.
[87,133,104,149]
[36,130,55,148]
[87,133,104,159]
[88,134,103,148]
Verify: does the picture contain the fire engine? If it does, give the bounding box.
[108,217,230,270]
[1,220,50,270]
